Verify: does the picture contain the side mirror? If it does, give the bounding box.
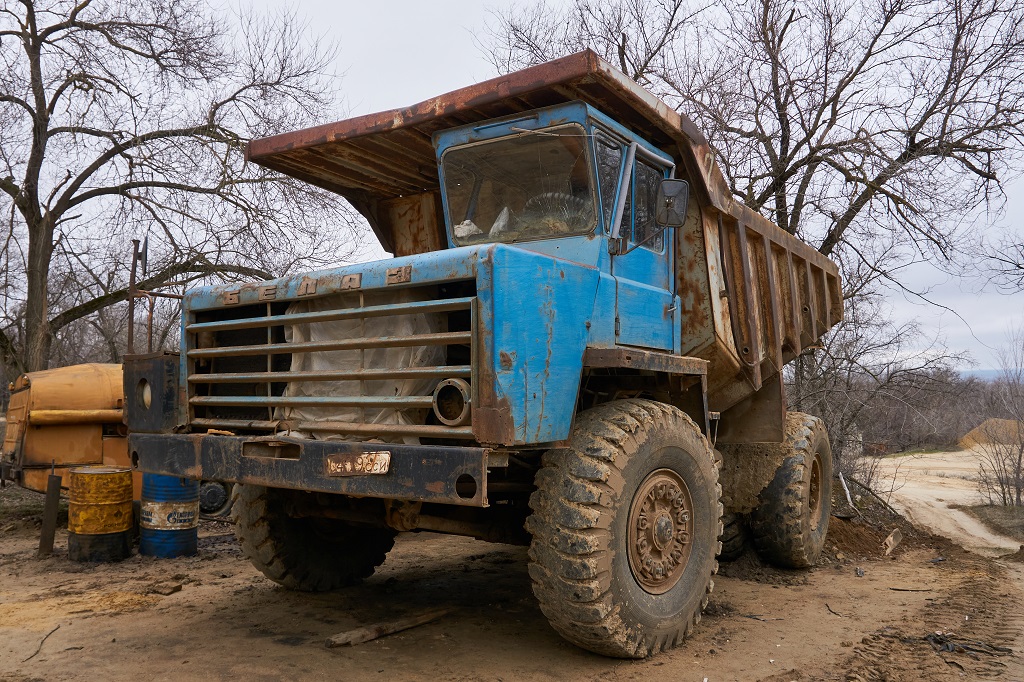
[656,179,689,227]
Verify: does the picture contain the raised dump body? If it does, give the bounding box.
[127,50,843,659]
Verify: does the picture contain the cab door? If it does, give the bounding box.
[599,136,674,351]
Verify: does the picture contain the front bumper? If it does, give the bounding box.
[130,433,491,507]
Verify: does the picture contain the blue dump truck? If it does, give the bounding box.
[125,51,843,658]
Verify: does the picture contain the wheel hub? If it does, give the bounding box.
[199,481,230,516]
[808,454,822,531]
[653,514,674,549]
[627,468,694,594]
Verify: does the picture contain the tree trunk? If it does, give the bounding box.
[23,216,54,371]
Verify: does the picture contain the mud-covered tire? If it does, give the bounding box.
[749,412,832,568]
[718,513,748,561]
[527,399,722,658]
[232,484,396,592]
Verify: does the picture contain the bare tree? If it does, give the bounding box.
[487,0,1024,260]
[987,233,1024,292]
[0,0,363,375]
[788,291,967,476]
[976,327,1024,505]
[484,0,1024,461]
[484,0,699,83]
[485,0,1024,334]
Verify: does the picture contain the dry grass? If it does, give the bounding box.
[954,504,1024,544]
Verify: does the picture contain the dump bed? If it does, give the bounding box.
[246,50,842,421]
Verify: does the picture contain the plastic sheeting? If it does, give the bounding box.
[276,289,445,442]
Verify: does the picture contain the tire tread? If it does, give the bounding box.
[748,412,832,568]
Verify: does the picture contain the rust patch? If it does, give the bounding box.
[583,348,707,375]
[382,192,445,257]
[386,265,412,285]
[473,400,515,446]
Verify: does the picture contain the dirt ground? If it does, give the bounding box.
[871,449,1022,557]
[1,478,1023,681]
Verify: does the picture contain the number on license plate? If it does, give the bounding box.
[325,451,391,477]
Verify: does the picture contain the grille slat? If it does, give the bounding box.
[188,366,471,384]
[190,418,475,439]
[186,297,474,333]
[188,331,470,359]
[190,395,435,409]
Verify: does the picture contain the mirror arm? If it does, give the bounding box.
[609,142,638,253]
[617,224,671,256]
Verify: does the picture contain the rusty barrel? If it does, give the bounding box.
[67,466,133,562]
[139,473,199,558]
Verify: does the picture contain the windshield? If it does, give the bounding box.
[442,124,597,245]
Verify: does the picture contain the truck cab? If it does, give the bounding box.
[436,102,681,352]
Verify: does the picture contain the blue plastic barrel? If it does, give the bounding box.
[139,473,200,557]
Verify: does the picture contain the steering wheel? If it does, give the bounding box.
[523,192,589,215]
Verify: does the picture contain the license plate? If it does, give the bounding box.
[325,451,391,477]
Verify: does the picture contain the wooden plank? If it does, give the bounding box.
[324,608,454,648]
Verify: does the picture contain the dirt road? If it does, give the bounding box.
[872,449,1021,556]
[1,485,1022,681]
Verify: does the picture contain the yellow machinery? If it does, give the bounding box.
[1,364,141,498]
[2,363,231,514]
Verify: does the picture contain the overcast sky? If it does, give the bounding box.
[254,0,1024,370]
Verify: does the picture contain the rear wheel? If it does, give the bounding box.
[232,484,396,591]
[527,399,722,658]
[749,412,833,568]
[718,513,749,561]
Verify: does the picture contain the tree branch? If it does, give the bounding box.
[47,259,272,332]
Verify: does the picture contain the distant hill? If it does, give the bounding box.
[960,369,1003,381]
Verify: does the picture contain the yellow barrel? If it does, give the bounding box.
[67,465,133,561]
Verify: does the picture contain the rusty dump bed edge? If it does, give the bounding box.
[245,49,836,278]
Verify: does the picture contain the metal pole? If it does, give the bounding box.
[147,294,155,353]
[608,142,637,250]
[128,239,140,355]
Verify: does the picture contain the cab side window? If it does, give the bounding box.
[594,132,664,252]
[633,160,664,252]
[595,135,624,232]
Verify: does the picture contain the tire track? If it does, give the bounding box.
[843,556,1022,680]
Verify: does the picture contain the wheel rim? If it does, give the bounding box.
[808,453,823,531]
[627,467,694,595]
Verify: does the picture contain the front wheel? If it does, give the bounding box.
[527,399,722,658]
[749,412,833,568]
[232,484,396,592]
